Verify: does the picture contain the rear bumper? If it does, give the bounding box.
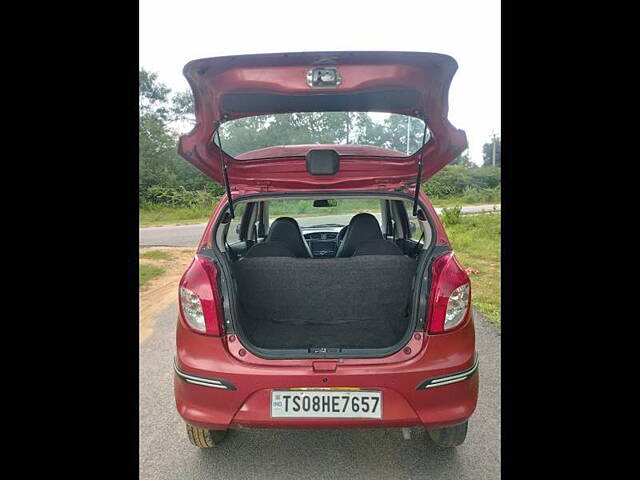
[174,315,478,430]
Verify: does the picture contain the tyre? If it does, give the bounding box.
[426,421,468,448]
[185,423,227,448]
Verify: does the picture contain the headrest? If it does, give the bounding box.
[266,217,312,258]
[336,213,383,257]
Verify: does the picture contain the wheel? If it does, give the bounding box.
[185,423,227,448]
[426,421,468,448]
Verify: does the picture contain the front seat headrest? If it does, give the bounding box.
[266,217,312,258]
[336,213,383,257]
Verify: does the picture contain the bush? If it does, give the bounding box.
[138,164,500,213]
[423,165,500,197]
[140,186,219,208]
[460,185,501,204]
[423,165,471,197]
[441,206,462,226]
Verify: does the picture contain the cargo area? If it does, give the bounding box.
[232,255,418,351]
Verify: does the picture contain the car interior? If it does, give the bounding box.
[217,197,430,354]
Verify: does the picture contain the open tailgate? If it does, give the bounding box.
[178,51,467,192]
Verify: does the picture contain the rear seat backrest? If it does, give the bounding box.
[353,240,403,256]
[244,241,295,258]
[233,256,416,327]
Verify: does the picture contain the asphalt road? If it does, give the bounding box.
[139,204,501,247]
[139,303,500,479]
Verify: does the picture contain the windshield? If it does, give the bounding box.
[217,112,429,158]
[268,198,382,228]
[224,197,425,246]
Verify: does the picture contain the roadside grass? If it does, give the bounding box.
[431,197,496,208]
[430,190,501,208]
[139,204,215,227]
[138,248,196,291]
[445,213,501,329]
[139,264,166,287]
[140,250,173,260]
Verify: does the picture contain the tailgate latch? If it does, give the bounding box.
[312,361,338,373]
[306,67,342,88]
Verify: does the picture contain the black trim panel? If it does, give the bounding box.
[221,89,420,114]
[415,353,479,390]
[174,358,237,390]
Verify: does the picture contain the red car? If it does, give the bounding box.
[174,51,478,449]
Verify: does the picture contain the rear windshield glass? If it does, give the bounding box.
[217,112,429,158]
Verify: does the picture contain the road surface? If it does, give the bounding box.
[139,302,500,479]
[140,204,500,247]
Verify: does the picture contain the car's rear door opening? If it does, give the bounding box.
[205,193,440,359]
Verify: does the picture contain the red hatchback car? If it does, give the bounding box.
[173,51,478,449]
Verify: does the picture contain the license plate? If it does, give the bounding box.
[270,390,382,418]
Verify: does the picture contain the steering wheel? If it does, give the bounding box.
[337,225,349,248]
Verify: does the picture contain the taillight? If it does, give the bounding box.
[426,252,471,334]
[178,255,224,336]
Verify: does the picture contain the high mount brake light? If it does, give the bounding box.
[426,252,471,334]
[178,255,224,336]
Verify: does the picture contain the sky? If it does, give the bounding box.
[140,0,500,165]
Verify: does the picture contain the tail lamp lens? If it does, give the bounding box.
[178,256,224,336]
[445,283,470,329]
[427,252,471,334]
[179,287,206,332]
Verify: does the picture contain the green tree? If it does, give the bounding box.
[139,115,180,194]
[482,135,501,167]
[217,112,428,157]
[139,69,220,204]
[139,69,171,120]
[379,114,428,154]
[451,151,475,168]
[170,90,196,124]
